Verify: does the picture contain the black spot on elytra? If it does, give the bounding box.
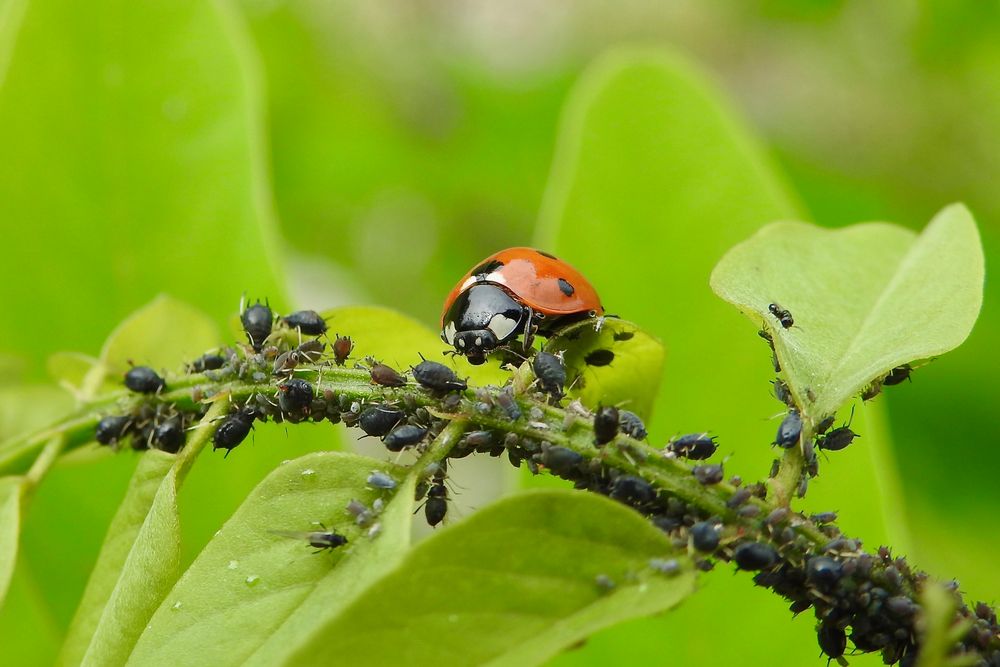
[471,259,504,277]
[557,278,575,297]
[585,349,615,367]
[536,250,558,260]
[613,331,634,342]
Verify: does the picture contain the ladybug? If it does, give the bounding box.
[440,248,604,365]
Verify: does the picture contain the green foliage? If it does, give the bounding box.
[0,0,285,377]
[544,319,663,419]
[0,1,994,663]
[281,490,693,667]
[129,452,410,667]
[0,477,22,605]
[711,205,984,423]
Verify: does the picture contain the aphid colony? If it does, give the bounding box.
[533,423,994,667]
[94,304,351,456]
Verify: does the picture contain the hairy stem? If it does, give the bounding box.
[3,350,997,666]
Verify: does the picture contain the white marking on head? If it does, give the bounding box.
[474,337,482,347]
[458,338,466,348]
[487,313,518,341]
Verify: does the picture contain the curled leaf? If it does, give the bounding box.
[544,318,664,420]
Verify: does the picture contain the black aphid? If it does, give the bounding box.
[278,378,314,413]
[667,433,718,460]
[532,352,566,399]
[691,522,720,552]
[733,542,778,570]
[593,406,619,446]
[358,406,404,437]
[495,387,522,421]
[774,410,802,448]
[282,310,327,336]
[241,300,273,352]
[412,358,467,393]
[806,556,843,591]
[153,418,186,453]
[883,364,912,386]
[124,366,165,394]
[383,424,428,451]
[213,412,254,457]
[95,415,133,446]
[817,621,847,662]
[540,445,584,475]
[425,482,448,526]
[618,409,647,439]
[610,475,656,505]
[692,464,724,485]
[818,426,858,452]
[188,353,226,373]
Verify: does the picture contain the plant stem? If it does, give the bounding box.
[4,356,997,665]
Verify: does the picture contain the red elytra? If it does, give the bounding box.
[440,247,603,326]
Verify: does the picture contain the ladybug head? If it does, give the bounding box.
[441,284,529,366]
[452,329,498,365]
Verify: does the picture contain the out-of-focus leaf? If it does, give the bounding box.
[544,319,664,419]
[97,296,220,378]
[74,295,221,399]
[710,204,983,423]
[536,47,892,666]
[130,452,409,667]
[46,353,100,402]
[282,490,695,667]
[0,0,286,379]
[0,384,74,611]
[0,477,23,606]
[0,0,288,659]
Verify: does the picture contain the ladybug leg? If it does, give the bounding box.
[521,308,536,354]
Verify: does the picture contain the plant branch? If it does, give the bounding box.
[4,344,997,666]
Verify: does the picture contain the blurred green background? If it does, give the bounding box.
[0,0,998,664]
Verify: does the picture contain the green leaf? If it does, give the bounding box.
[0,0,286,379]
[283,489,695,667]
[544,318,664,419]
[0,476,24,606]
[46,352,100,402]
[127,452,410,667]
[57,452,176,667]
[710,204,984,423]
[66,402,225,667]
